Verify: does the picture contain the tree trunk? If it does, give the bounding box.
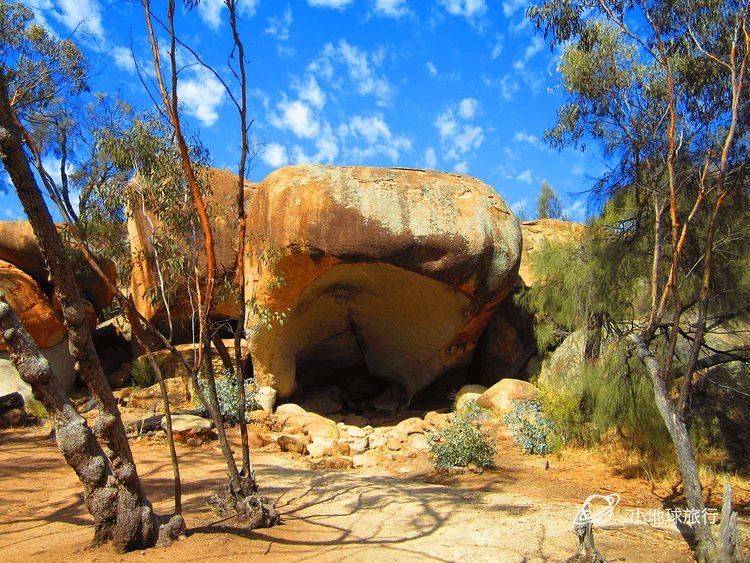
[0,295,159,550]
[634,336,718,560]
[0,70,186,551]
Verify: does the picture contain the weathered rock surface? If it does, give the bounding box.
[477,378,540,416]
[0,336,78,404]
[245,165,522,402]
[164,414,213,443]
[0,259,66,351]
[0,221,116,313]
[126,168,259,334]
[519,219,586,287]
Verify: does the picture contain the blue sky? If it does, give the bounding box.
[4,0,607,223]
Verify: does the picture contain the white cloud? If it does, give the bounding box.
[572,163,585,175]
[262,143,289,168]
[339,113,412,162]
[198,0,258,30]
[513,131,545,150]
[178,71,227,127]
[500,75,519,101]
[439,0,487,18]
[371,0,413,18]
[309,40,395,106]
[265,6,293,41]
[111,46,135,73]
[457,98,480,120]
[51,0,104,35]
[491,34,504,59]
[426,61,438,76]
[502,0,529,17]
[292,74,326,110]
[307,0,354,8]
[348,114,391,144]
[269,97,320,139]
[435,104,484,163]
[454,161,469,174]
[4,207,25,221]
[290,125,339,164]
[424,147,437,169]
[513,36,545,71]
[517,169,533,183]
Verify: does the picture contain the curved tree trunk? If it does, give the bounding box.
[0,70,187,551]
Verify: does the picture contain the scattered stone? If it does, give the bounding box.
[247,430,266,449]
[340,424,367,438]
[275,402,307,417]
[165,414,213,443]
[277,435,310,455]
[386,435,403,451]
[406,433,429,452]
[255,386,277,412]
[454,384,488,412]
[424,412,451,428]
[312,457,353,470]
[395,417,426,435]
[349,437,368,455]
[307,442,336,458]
[368,435,387,450]
[342,413,369,428]
[477,378,540,417]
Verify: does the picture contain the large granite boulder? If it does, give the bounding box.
[0,221,117,313]
[0,259,67,351]
[519,219,586,287]
[244,165,522,402]
[126,167,259,334]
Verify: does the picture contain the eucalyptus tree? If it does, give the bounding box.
[536,180,568,220]
[527,0,750,560]
[0,1,181,550]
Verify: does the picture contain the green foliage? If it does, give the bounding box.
[537,386,598,449]
[504,400,556,455]
[427,414,496,470]
[536,181,568,220]
[130,356,160,389]
[25,399,48,419]
[197,369,260,424]
[455,399,494,422]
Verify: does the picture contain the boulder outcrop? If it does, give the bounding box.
[519,219,586,287]
[126,167,259,333]
[244,165,522,402]
[0,259,67,351]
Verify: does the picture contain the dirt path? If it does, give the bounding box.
[0,425,705,563]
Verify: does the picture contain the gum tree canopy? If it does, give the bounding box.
[527,0,750,561]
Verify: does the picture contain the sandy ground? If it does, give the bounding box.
[0,419,722,563]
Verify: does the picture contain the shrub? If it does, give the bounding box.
[26,399,48,419]
[455,398,494,422]
[130,356,158,388]
[427,415,496,470]
[197,369,260,423]
[504,400,556,455]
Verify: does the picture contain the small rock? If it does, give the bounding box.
[248,410,271,424]
[349,437,368,455]
[368,435,387,449]
[343,413,369,428]
[165,414,212,443]
[185,437,203,447]
[255,386,277,412]
[340,424,367,438]
[247,430,266,449]
[277,435,310,454]
[406,433,429,452]
[395,417,426,435]
[386,435,403,451]
[307,442,336,458]
[312,457,353,470]
[275,403,306,416]
[337,442,351,456]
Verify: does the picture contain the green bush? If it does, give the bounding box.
[427,415,495,470]
[26,399,48,419]
[504,400,556,455]
[197,369,260,423]
[130,357,159,388]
